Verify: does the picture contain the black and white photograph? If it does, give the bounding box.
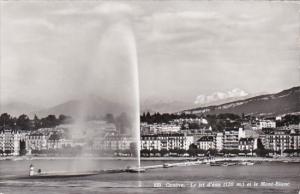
[0,0,299,194]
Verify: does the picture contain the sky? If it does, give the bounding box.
[1,1,300,108]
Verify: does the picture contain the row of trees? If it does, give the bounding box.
[0,113,73,131]
[276,115,300,127]
[140,112,198,124]
[141,112,243,132]
[140,148,300,158]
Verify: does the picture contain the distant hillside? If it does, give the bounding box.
[180,86,300,116]
[34,96,129,119]
[141,99,194,114]
[0,102,42,117]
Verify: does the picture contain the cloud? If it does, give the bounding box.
[194,88,249,105]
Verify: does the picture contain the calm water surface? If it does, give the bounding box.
[0,159,299,194]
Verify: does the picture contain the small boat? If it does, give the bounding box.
[126,167,146,173]
[210,162,221,166]
[239,161,254,166]
[163,163,172,168]
[222,162,237,167]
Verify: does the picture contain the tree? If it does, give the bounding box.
[254,138,268,157]
[177,149,187,156]
[188,144,198,157]
[220,149,230,154]
[58,114,73,124]
[159,149,168,157]
[33,115,41,129]
[150,149,160,157]
[19,140,27,156]
[207,149,218,156]
[129,142,137,157]
[141,149,150,157]
[0,113,15,127]
[104,114,115,123]
[40,115,58,128]
[4,150,12,156]
[17,114,31,130]
[115,112,131,134]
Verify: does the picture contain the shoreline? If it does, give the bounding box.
[1,156,300,163]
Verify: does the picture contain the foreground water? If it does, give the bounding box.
[0,159,299,194]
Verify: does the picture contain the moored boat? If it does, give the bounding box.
[239,161,255,166]
[126,167,146,173]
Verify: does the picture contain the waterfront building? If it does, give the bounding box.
[47,133,63,149]
[141,133,194,151]
[0,128,26,156]
[102,134,134,151]
[223,128,240,150]
[239,138,256,151]
[264,130,290,152]
[140,135,161,150]
[216,132,223,151]
[196,136,215,150]
[289,129,300,150]
[26,132,47,151]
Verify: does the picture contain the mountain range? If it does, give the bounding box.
[0,102,41,117]
[180,86,300,116]
[1,86,299,118]
[34,95,129,119]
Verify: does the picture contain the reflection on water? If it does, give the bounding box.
[0,159,299,194]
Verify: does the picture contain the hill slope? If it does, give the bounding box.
[35,96,129,119]
[181,86,300,116]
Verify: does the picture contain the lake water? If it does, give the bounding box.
[0,159,299,194]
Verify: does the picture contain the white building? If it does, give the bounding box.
[223,129,240,150]
[0,128,26,156]
[146,124,181,134]
[102,134,134,151]
[196,136,215,150]
[216,133,223,151]
[239,138,257,151]
[26,132,47,151]
[259,120,276,129]
[141,133,194,151]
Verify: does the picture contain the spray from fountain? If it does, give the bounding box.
[123,24,141,168]
[66,21,141,170]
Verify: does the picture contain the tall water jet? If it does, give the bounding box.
[65,20,142,169]
[123,24,141,168]
[100,22,141,168]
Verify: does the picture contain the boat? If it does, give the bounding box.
[222,162,237,167]
[126,167,146,173]
[239,161,255,166]
[163,163,172,168]
[210,162,221,166]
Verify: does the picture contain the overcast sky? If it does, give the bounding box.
[1,1,299,107]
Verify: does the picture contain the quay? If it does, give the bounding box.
[6,156,299,179]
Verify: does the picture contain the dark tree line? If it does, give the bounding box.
[140,112,198,124]
[140,112,243,131]
[276,115,300,127]
[104,113,133,134]
[0,113,73,131]
[206,114,242,132]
